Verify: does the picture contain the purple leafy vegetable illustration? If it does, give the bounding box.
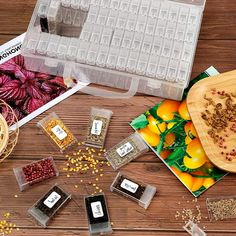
[0,55,67,120]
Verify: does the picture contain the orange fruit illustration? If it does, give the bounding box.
[178,173,194,190]
[157,100,180,121]
[203,178,215,188]
[191,178,204,192]
[147,115,166,135]
[178,100,191,120]
[164,133,176,148]
[160,150,172,159]
[138,127,160,147]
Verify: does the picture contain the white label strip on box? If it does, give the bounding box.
[51,125,68,140]
[121,178,139,193]
[91,201,104,218]
[91,120,103,135]
[116,142,134,157]
[43,191,61,208]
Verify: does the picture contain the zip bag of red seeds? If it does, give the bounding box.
[28,184,71,228]
[13,157,59,191]
[110,172,156,209]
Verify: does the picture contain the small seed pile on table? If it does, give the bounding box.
[0,213,19,235]
[175,197,208,227]
[63,142,110,194]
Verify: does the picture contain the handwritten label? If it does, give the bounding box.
[91,201,104,218]
[121,179,139,193]
[43,191,61,208]
[116,142,134,157]
[51,125,67,140]
[91,120,103,135]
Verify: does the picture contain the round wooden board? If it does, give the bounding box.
[0,113,9,155]
[187,70,236,173]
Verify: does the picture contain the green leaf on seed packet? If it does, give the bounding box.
[165,147,186,165]
[149,103,162,121]
[193,186,206,197]
[130,114,148,130]
[156,136,165,154]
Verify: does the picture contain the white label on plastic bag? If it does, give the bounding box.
[116,142,134,157]
[91,201,104,218]
[43,191,61,208]
[91,120,103,135]
[121,179,139,193]
[51,125,67,140]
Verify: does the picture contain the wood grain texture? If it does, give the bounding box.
[0,0,236,235]
[187,70,236,172]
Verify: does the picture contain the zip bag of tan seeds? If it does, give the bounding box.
[85,107,113,149]
[105,132,149,170]
[206,196,236,221]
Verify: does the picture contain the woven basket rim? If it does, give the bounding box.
[0,113,9,154]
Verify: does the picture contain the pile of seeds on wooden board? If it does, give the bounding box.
[202,90,236,161]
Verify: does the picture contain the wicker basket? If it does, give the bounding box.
[0,100,19,162]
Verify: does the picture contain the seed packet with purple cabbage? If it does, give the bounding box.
[0,34,88,129]
[130,67,227,197]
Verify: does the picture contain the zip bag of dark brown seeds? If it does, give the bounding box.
[28,184,71,227]
[37,112,77,153]
[85,193,113,235]
[206,196,236,221]
[85,107,113,149]
[13,156,59,191]
[110,172,156,209]
[105,132,149,170]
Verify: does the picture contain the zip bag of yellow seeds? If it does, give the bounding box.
[37,112,77,152]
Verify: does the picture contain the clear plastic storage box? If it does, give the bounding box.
[110,172,156,209]
[85,107,113,148]
[21,0,206,100]
[206,196,236,221]
[37,112,77,152]
[13,157,59,191]
[183,220,206,236]
[28,184,71,227]
[105,132,149,170]
[85,193,113,235]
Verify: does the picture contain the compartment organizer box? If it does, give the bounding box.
[21,0,206,100]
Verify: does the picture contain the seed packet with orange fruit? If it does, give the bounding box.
[130,67,227,197]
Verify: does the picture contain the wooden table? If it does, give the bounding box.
[1,0,236,235]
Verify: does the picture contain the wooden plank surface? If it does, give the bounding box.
[187,70,236,173]
[1,0,236,235]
